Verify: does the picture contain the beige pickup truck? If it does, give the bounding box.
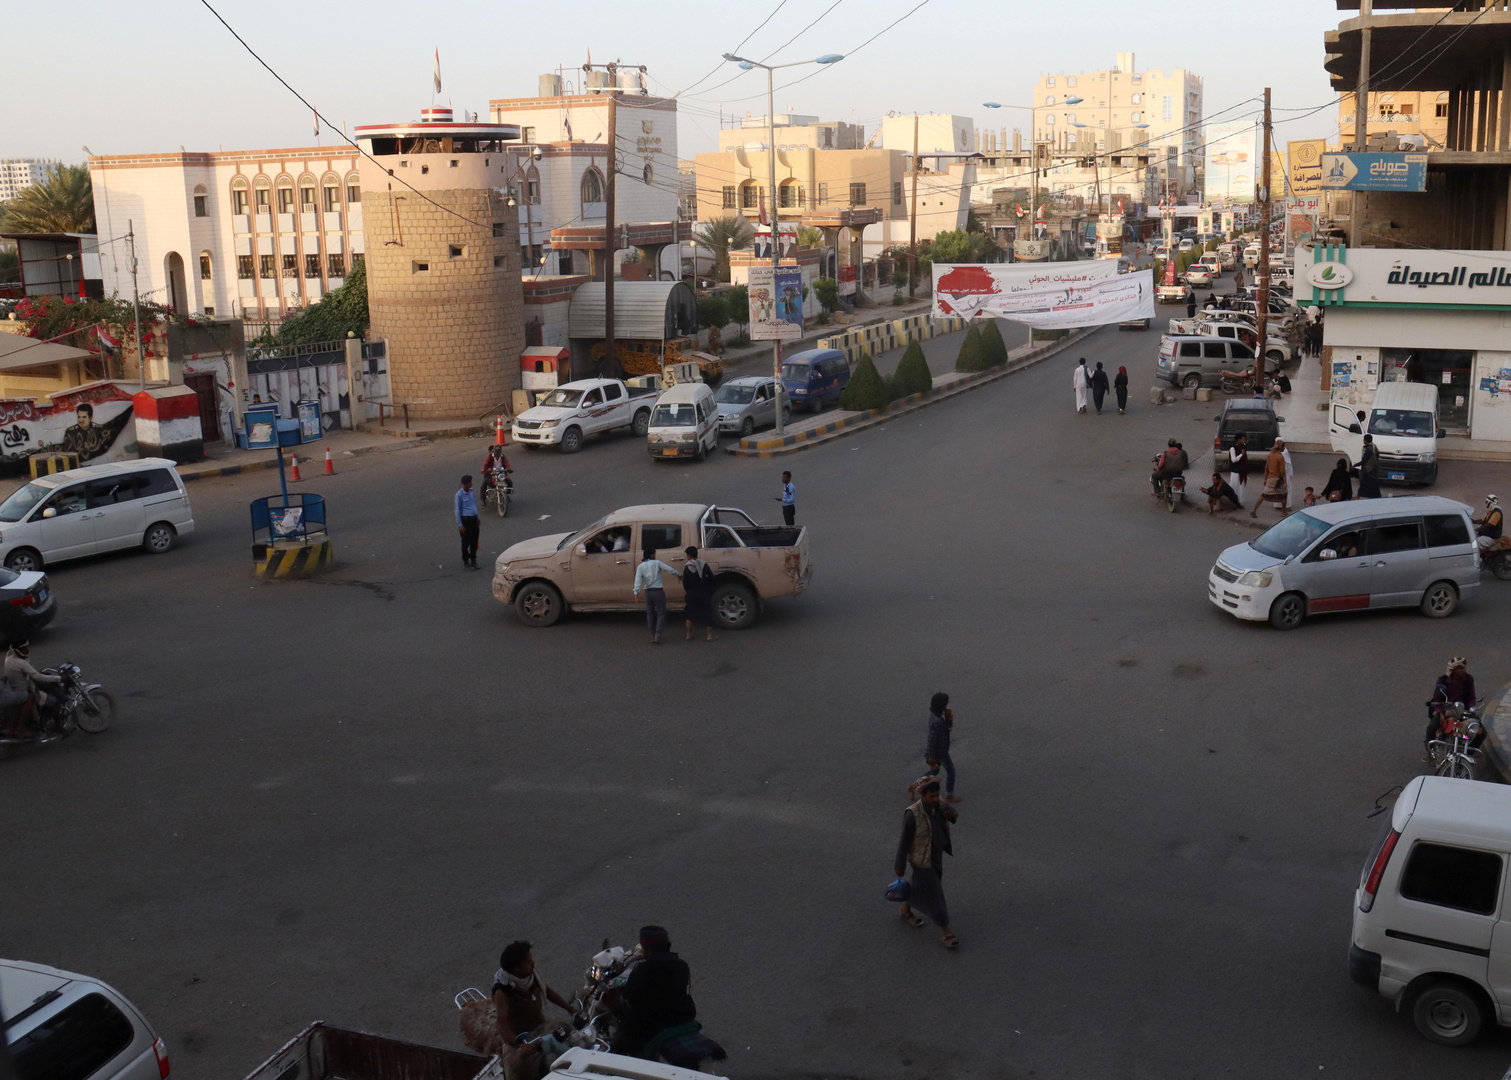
[492,503,811,629]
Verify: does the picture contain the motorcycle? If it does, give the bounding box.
[1153,468,1187,514]
[453,985,611,1068]
[1481,535,1511,580]
[1219,367,1277,397]
[0,662,116,756]
[1427,703,1482,780]
[568,941,726,1070]
[481,467,513,517]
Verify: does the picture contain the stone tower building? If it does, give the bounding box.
[356,109,525,418]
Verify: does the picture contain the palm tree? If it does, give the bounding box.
[796,225,825,249]
[693,215,754,282]
[0,164,95,234]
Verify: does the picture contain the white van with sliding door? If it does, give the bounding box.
[646,381,719,461]
[0,458,194,571]
[1330,380,1445,485]
[1351,776,1511,1046]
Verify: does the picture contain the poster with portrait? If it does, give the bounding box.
[0,383,136,479]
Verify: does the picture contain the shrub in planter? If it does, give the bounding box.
[979,320,1008,367]
[954,324,987,373]
[894,340,933,396]
[839,353,889,411]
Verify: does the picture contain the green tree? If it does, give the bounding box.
[696,293,728,331]
[812,277,839,315]
[724,283,749,330]
[796,225,825,249]
[693,215,754,282]
[894,340,933,396]
[954,323,987,374]
[929,229,975,263]
[839,352,889,411]
[979,319,1008,367]
[0,164,95,233]
[270,257,368,345]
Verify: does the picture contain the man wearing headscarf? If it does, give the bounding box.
[488,941,573,1080]
[1072,358,1090,414]
[895,776,959,949]
[1474,495,1503,553]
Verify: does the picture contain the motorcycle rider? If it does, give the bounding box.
[1474,494,1503,553]
[491,940,573,1080]
[481,444,514,498]
[1150,438,1189,497]
[617,926,698,1060]
[1424,656,1483,759]
[3,640,62,736]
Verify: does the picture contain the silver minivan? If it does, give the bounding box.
[0,459,194,572]
[1157,335,1257,389]
[1208,496,1480,629]
[2,958,170,1078]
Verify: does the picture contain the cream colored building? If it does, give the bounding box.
[695,146,907,226]
[717,114,864,152]
[1336,90,1450,149]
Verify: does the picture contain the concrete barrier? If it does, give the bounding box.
[816,314,966,364]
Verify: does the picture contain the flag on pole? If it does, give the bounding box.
[312,110,320,138]
[433,49,442,94]
[96,325,121,356]
[758,194,768,227]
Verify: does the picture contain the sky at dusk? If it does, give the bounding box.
[11,0,1346,164]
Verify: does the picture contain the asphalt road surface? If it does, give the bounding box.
[5,317,1510,1080]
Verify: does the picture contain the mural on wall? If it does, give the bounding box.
[0,383,136,478]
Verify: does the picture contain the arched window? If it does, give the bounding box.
[739,180,759,209]
[642,162,654,186]
[778,178,804,208]
[199,251,213,280]
[321,171,341,212]
[581,167,605,205]
[230,177,250,215]
[298,172,317,212]
[525,165,540,203]
[274,175,295,214]
[345,171,362,204]
[1130,111,1143,124]
[1046,95,1057,106]
[1130,93,1143,105]
[252,175,271,212]
[1045,114,1056,125]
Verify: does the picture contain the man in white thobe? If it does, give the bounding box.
[1073,359,1090,414]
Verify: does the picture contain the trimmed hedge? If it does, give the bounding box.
[839,352,890,411]
[954,324,987,373]
[894,340,933,396]
[979,319,1008,367]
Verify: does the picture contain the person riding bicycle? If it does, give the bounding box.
[1150,438,1189,497]
[1424,656,1482,759]
[3,640,62,736]
[481,444,513,497]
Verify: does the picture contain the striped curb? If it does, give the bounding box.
[727,326,1100,457]
[253,538,334,579]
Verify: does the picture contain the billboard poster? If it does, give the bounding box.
[1320,153,1428,192]
[1197,211,1213,235]
[1289,139,1325,195]
[1221,211,1234,234]
[747,265,804,340]
[933,262,1155,328]
[1205,122,1256,202]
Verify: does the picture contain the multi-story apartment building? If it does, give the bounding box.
[0,159,57,202]
[88,147,364,322]
[1032,53,1203,199]
[1336,89,1451,150]
[717,114,864,152]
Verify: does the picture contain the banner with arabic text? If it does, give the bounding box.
[933,262,1154,328]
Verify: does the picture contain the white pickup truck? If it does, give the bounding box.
[511,378,657,453]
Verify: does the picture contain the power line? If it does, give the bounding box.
[669,0,792,100]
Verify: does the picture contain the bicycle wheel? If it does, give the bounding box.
[76,689,116,733]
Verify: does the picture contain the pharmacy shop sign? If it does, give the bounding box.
[1303,246,1511,308]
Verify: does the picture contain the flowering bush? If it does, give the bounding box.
[12,293,172,358]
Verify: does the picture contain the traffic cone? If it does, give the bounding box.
[289,453,302,483]
[323,446,335,475]
[494,414,507,446]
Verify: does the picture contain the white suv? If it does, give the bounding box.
[2,959,169,1079]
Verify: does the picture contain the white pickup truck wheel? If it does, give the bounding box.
[559,426,583,454]
[514,582,564,627]
[631,409,651,438]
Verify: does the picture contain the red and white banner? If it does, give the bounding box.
[933,262,1155,328]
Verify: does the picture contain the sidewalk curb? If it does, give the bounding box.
[175,438,428,483]
[355,422,486,439]
[1478,681,1511,783]
[715,300,937,373]
[726,326,1101,457]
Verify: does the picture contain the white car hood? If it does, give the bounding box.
[498,533,572,563]
[516,404,581,423]
[1215,541,1282,574]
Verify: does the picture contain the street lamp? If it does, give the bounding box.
[721,51,843,436]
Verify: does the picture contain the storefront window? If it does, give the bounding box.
[1382,348,1473,432]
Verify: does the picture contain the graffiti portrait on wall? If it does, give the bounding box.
[0,383,136,478]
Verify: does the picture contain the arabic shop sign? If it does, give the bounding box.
[1319,152,1427,192]
[1302,246,1511,307]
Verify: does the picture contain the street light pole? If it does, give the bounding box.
[722,51,843,437]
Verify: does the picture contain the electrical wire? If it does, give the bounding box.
[667,0,792,100]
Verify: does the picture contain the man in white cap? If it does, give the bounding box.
[1474,495,1503,553]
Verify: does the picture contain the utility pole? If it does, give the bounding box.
[763,70,784,435]
[129,219,145,390]
[908,113,919,298]
[603,89,618,376]
[1256,87,1273,386]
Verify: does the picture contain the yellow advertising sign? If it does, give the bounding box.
[1289,139,1325,195]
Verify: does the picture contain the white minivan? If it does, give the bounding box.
[2,958,171,1078]
[1351,776,1511,1045]
[1330,380,1445,485]
[0,458,194,572]
[646,381,719,461]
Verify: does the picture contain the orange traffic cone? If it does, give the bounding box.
[323,446,335,475]
[494,414,507,446]
[288,453,302,483]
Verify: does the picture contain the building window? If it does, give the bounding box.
[525,165,540,202]
[1130,93,1143,105]
[849,183,866,207]
[494,255,506,268]
[300,186,316,210]
[740,182,758,209]
[194,195,207,217]
[204,307,214,316]
[522,126,536,143]
[237,255,254,279]
[449,245,464,258]
[1046,77,1055,87]
[199,254,212,280]
[255,189,269,211]
[892,181,903,206]
[1046,95,1057,106]
[1162,94,1174,122]
[1131,111,1143,124]
[277,185,294,213]
[1435,103,1448,118]
[1067,76,1077,86]
[323,185,339,212]
[817,182,828,205]
[259,254,274,278]
[642,163,654,186]
[232,189,248,214]
[282,254,297,277]
[492,222,504,237]
[347,184,361,204]
[412,260,430,273]
[328,253,345,277]
[304,254,320,278]
[581,167,605,204]
[351,253,363,271]
[722,185,736,209]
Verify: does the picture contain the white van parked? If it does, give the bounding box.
[646,381,719,461]
[1351,775,1511,1045]
[2,957,171,1078]
[0,458,194,572]
[1330,380,1445,485]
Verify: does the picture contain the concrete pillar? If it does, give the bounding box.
[344,334,364,429]
[1499,45,1511,152]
